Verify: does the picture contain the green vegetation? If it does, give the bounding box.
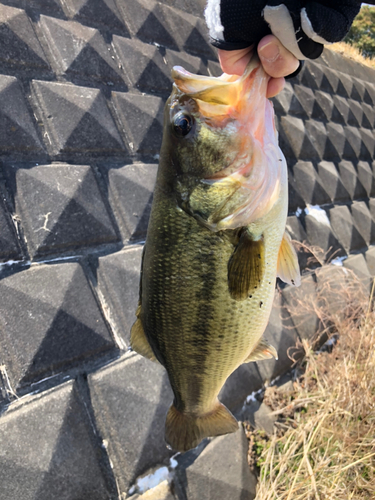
[345,5,375,59]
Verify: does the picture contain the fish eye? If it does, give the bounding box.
[173,112,193,137]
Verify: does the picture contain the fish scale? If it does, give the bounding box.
[131,55,300,452]
[140,178,286,422]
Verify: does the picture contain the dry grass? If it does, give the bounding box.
[327,42,375,70]
[247,268,375,499]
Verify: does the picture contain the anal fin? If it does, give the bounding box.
[244,338,278,363]
[228,230,265,301]
[277,232,301,287]
[130,316,159,363]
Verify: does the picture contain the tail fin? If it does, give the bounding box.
[165,402,238,452]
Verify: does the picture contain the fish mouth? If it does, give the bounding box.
[171,56,265,126]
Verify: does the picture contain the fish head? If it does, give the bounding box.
[160,54,286,230]
[166,72,242,179]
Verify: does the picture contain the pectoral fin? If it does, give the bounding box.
[228,230,265,301]
[130,315,159,363]
[277,232,301,287]
[245,338,278,363]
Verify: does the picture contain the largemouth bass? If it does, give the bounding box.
[131,54,300,452]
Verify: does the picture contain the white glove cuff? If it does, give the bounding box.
[263,4,307,60]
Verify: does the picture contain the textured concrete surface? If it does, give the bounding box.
[0,0,374,498]
[174,429,257,500]
[0,381,116,500]
[88,354,174,495]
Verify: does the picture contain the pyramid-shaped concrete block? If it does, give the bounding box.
[357,161,375,197]
[351,77,366,102]
[285,215,313,270]
[0,196,22,262]
[0,76,43,152]
[364,82,375,106]
[186,17,217,59]
[343,125,362,161]
[304,119,327,159]
[39,16,124,83]
[111,92,164,155]
[369,198,375,222]
[359,128,375,161]
[343,253,372,293]
[292,161,331,206]
[163,6,216,59]
[119,0,179,50]
[132,481,175,500]
[350,201,375,247]
[337,160,367,200]
[170,0,206,17]
[32,80,125,153]
[112,36,171,94]
[165,48,207,76]
[304,210,346,261]
[104,163,157,241]
[255,290,299,383]
[206,59,222,77]
[64,0,129,34]
[95,245,143,347]
[300,60,323,90]
[28,0,65,15]
[174,429,257,500]
[88,354,174,494]
[0,262,115,391]
[312,90,334,122]
[286,215,307,242]
[9,164,118,258]
[331,95,350,125]
[324,122,345,160]
[288,84,314,119]
[336,72,353,99]
[361,103,375,129]
[279,116,320,161]
[282,275,321,343]
[365,246,375,276]
[317,161,351,203]
[271,81,294,116]
[0,382,115,500]
[0,5,49,69]
[347,99,363,127]
[319,66,339,94]
[315,265,350,321]
[287,174,306,214]
[328,205,367,254]
[219,362,262,416]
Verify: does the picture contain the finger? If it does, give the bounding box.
[218,46,254,76]
[258,35,299,79]
[266,77,285,98]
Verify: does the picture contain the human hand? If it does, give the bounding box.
[218,35,300,98]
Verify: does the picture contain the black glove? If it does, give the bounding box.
[205,0,362,60]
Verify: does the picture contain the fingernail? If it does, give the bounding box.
[259,42,280,63]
